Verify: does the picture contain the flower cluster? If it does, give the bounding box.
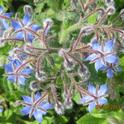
[5,58,32,85]
[86,38,120,78]
[0,0,123,123]
[81,84,108,112]
[21,92,52,123]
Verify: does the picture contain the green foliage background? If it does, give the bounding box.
[0,0,124,124]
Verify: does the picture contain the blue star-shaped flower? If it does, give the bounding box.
[86,39,118,72]
[5,58,32,85]
[11,13,40,42]
[21,92,52,123]
[81,84,108,112]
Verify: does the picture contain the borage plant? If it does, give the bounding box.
[0,0,124,123]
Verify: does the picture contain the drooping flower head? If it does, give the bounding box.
[81,84,108,112]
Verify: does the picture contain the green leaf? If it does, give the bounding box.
[76,113,106,124]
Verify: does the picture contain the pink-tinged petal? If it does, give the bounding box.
[33,109,43,123]
[21,106,31,115]
[98,97,107,105]
[88,84,96,96]
[22,96,32,103]
[98,84,108,96]
[88,102,96,112]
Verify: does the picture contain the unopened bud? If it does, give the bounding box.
[35,71,47,82]
[120,9,124,21]
[81,26,94,36]
[24,5,33,15]
[30,80,40,91]
[105,0,114,6]
[107,6,115,15]
[54,101,64,115]
[43,18,53,35]
[63,58,75,71]
[78,65,90,82]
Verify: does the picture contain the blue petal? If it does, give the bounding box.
[0,108,3,112]
[21,68,32,75]
[105,55,118,64]
[4,12,13,18]
[88,84,96,95]
[33,109,43,123]
[41,103,53,110]
[98,97,108,105]
[22,96,32,103]
[23,14,31,25]
[35,92,41,101]
[88,102,96,112]
[0,6,3,13]
[81,95,94,104]
[86,54,97,61]
[104,39,113,52]
[11,20,21,30]
[95,60,104,72]
[107,69,114,78]
[21,106,31,115]
[13,59,22,68]
[31,24,41,31]
[98,84,108,96]
[1,19,9,29]
[7,75,16,82]
[15,32,24,39]
[92,42,101,51]
[26,33,34,42]
[18,76,26,85]
[5,63,13,73]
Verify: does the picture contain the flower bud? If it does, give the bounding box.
[120,9,124,21]
[24,5,33,15]
[35,71,47,82]
[81,26,94,36]
[63,58,75,71]
[43,18,53,35]
[106,5,115,15]
[54,101,64,115]
[58,48,68,57]
[64,98,73,109]
[105,0,114,6]
[78,65,90,82]
[30,80,40,91]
